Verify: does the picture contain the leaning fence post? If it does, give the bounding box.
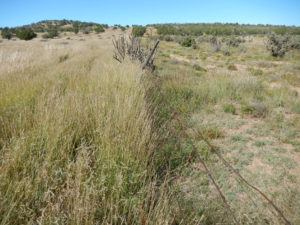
[136,40,160,82]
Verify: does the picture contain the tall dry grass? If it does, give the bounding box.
[0,37,178,224]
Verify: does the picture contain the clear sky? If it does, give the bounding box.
[0,0,299,27]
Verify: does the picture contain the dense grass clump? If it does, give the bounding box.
[0,38,186,225]
[223,103,236,114]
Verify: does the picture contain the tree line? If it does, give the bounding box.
[151,23,300,36]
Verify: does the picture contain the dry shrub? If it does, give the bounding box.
[266,33,290,57]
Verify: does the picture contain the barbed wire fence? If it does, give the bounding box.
[112,36,292,225]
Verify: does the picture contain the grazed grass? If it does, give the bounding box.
[258,151,296,169]
[155,36,300,224]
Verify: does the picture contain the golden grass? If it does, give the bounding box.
[0,34,177,224]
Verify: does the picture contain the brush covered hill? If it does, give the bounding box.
[150,22,300,36]
[12,19,108,33]
[0,20,110,40]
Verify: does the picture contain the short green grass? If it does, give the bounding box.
[155,35,300,225]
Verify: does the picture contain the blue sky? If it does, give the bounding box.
[0,0,299,27]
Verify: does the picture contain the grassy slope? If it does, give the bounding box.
[155,37,300,224]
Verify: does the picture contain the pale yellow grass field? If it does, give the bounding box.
[0,31,175,224]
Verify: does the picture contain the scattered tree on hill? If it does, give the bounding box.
[132,25,146,37]
[1,27,13,39]
[74,27,79,34]
[42,28,59,39]
[16,28,37,40]
[72,21,80,34]
[83,27,90,34]
[94,26,105,33]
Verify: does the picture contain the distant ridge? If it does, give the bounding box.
[1,19,109,33]
[149,23,300,36]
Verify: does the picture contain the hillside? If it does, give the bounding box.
[4,19,108,33]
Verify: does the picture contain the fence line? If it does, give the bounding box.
[133,39,292,225]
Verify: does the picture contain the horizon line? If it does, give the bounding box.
[2,19,300,29]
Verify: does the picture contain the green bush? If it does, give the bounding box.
[73,22,79,34]
[94,26,105,33]
[74,27,79,34]
[181,38,195,47]
[1,27,13,39]
[266,33,290,57]
[132,25,146,37]
[42,28,59,39]
[16,28,37,40]
[222,36,245,47]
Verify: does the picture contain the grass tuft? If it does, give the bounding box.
[59,54,69,62]
[223,103,237,114]
[227,64,237,71]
